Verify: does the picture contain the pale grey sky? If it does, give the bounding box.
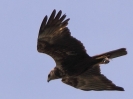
[0,0,133,99]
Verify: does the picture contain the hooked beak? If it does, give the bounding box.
[47,78,50,82]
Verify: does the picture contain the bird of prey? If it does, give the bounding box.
[37,9,127,91]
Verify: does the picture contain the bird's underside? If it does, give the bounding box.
[37,9,127,91]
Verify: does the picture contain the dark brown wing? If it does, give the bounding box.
[62,66,124,91]
[37,10,90,72]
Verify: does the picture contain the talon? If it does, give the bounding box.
[102,57,110,64]
[95,55,110,64]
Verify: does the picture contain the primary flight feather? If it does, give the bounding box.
[37,9,127,91]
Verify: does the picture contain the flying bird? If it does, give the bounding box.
[37,10,127,91]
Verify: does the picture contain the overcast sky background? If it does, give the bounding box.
[0,0,133,99]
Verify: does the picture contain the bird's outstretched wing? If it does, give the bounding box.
[62,66,124,91]
[37,10,90,73]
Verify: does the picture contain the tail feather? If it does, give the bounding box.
[114,86,124,91]
[92,48,127,62]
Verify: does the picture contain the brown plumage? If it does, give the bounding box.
[37,9,127,91]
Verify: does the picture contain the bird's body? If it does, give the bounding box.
[37,10,127,91]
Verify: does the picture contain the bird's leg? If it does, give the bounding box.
[102,57,110,64]
[95,55,110,64]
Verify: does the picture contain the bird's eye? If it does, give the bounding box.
[48,74,50,77]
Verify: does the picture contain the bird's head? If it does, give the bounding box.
[47,67,62,82]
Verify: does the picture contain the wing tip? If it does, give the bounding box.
[52,9,56,14]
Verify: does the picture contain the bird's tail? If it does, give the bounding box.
[92,48,127,64]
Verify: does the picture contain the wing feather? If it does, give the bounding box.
[47,9,56,25]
